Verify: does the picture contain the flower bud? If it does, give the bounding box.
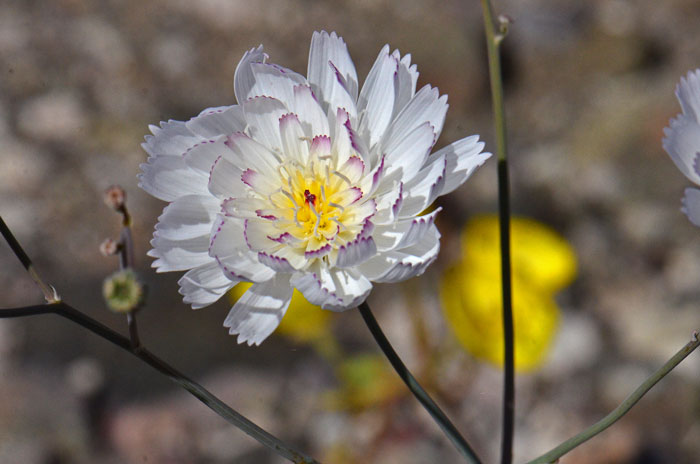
[104,185,126,210]
[99,238,119,256]
[102,269,144,313]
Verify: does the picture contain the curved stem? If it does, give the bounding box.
[0,302,319,464]
[479,2,514,463]
[526,332,700,464]
[358,301,483,464]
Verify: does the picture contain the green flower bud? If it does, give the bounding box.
[103,269,144,313]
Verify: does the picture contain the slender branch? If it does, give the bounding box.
[526,331,700,464]
[358,301,483,464]
[0,302,319,464]
[480,2,514,463]
[0,214,318,463]
[109,187,140,349]
[0,216,59,303]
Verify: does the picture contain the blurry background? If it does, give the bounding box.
[1,0,699,462]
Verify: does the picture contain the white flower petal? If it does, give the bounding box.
[248,62,307,103]
[663,115,700,185]
[682,187,700,226]
[373,182,403,224]
[208,155,246,199]
[307,31,359,113]
[372,208,441,251]
[258,252,296,273]
[180,260,235,289]
[178,261,236,309]
[399,155,446,217]
[179,282,231,309]
[186,106,246,138]
[335,236,377,268]
[357,45,398,148]
[241,96,288,152]
[149,234,212,272]
[279,113,310,165]
[431,135,491,195]
[392,50,419,118]
[225,131,281,175]
[209,216,276,282]
[357,224,440,283]
[676,69,700,123]
[142,120,203,158]
[183,136,234,174]
[381,85,448,155]
[224,275,293,345]
[291,84,330,138]
[382,121,435,183]
[138,155,209,202]
[291,266,371,311]
[234,45,267,104]
[154,194,221,240]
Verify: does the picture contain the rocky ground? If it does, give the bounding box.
[1,0,699,463]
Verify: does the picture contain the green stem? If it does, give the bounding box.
[526,332,700,464]
[479,2,514,464]
[0,303,319,464]
[358,302,483,464]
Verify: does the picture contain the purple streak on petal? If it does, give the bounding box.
[241,168,258,188]
[258,252,295,273]
[255,209,277,220]
[392,182,404,218]
[208,216,227,252]
[215,256,253,283]
[347,187,363,204]
[208,154,224,186]
[221,197,237,217]
[243,219,252,250]
[268,231,295,244]
[357,218,375,239]
[304,243,331,258]
[336,107,349,126]
[372,155,386,191]
[183,139,217,158]
[279,112,301,125]
[293,272,342,307]
[345,155,365,177]
[311,135,332,153]
[224,131,249,150]
[329,60,350,91]
[336,235,377,268]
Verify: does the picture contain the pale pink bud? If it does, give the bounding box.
[104,185,126,210]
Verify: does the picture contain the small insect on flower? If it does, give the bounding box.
[139,31,491,345]
[663,69,700,227]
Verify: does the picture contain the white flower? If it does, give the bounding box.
[139,31,491,345]
[664,69,700,227]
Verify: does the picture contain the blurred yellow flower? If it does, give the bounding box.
[441,215,577,371]
[461,216,576,292]
[324,354,403,411]
[229,283,331,343]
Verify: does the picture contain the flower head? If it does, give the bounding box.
[663,69,700,226]
[440,216,576,371]
[140,31,490,345]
